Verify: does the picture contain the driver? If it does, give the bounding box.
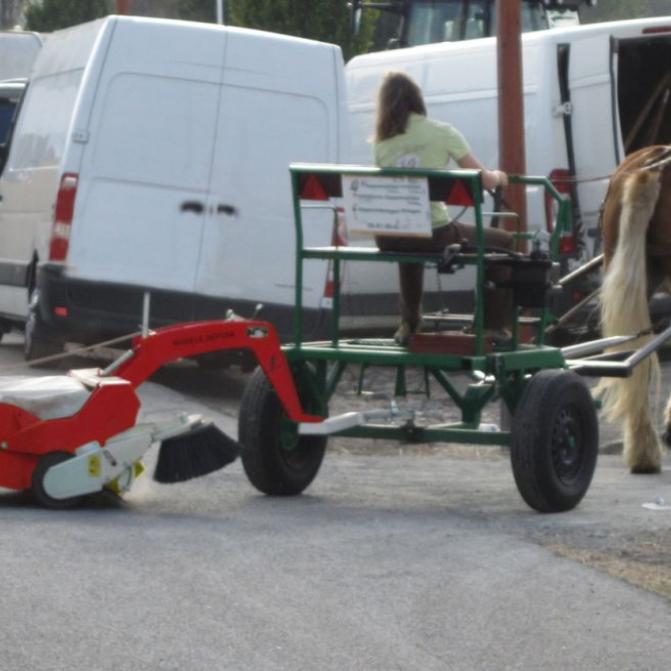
[373,71,514,345]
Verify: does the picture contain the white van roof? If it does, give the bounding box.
[0,31,42,80]
[347,14,671,106]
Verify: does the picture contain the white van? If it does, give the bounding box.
[346,16,671,311]
[0,16,348,358]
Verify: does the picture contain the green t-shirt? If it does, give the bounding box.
[374,113,471,227]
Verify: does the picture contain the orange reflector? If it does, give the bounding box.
[559,235,577,255]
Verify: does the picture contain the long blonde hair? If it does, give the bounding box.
[374,71,427,142]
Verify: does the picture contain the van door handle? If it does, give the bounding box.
[180,200,204,214]
[217,204,238,216]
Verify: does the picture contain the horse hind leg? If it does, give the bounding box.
[617,355,662,474]
[625,400,661,473]
[599,169,662,473]
[663,395,671,449]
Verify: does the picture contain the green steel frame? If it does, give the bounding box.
[284,164,572,446]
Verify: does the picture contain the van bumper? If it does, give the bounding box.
[36,264,326,344]
[36,265,468,345]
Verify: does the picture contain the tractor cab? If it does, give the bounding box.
[352,0,596,49]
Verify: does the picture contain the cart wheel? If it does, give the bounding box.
[31,451,82,509]
[510,369,598,513]
[239,365,327,496]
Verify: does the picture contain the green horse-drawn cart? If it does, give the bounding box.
[238,164,671,513]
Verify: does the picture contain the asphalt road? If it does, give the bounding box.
[0,333,670,670]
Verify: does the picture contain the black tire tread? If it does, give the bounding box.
[238,366,326,496]
[31,451,82,509]
[511,369,598,513]
[24,294,64,363]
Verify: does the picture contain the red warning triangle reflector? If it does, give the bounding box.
[446,179,475,206]
[300,174,329,201]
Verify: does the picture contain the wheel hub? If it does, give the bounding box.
[551,406,583,483]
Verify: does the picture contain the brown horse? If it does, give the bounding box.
[596,145,671,473]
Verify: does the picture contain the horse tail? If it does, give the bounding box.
[596,169,662,422]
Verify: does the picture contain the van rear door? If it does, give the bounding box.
[564,34,618,253]
[68,21,226,296]
[193,31,337,329]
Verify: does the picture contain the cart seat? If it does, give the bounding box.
[0,375,91,420]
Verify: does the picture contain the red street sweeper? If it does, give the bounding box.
[0,318,321,508]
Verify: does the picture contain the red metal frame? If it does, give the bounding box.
[0,319,321,492]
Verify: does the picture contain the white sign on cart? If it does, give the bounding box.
[342,175,432,238]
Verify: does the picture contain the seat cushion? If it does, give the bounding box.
[0,376,91,420]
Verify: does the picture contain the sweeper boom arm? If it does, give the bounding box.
[113,319,321,425]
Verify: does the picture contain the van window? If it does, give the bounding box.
[8,69,83,170]
[0,99,16,145]
[92,73,219,191]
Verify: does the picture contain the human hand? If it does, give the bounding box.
[494,170,508,188]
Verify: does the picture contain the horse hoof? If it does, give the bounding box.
[630,464,662,475]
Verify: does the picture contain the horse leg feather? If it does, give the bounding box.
[596,169,662,473]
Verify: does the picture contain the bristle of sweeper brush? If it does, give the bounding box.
[153,423,240,484]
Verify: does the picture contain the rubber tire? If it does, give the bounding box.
[238,366,327,496]
[31,451,82,509]
[24,290,64,363]
[510,369,598,513]
[0,318,12,343]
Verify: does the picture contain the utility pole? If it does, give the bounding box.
[216,0,224,24]
[116,0,131,14]
[496,0,527,242]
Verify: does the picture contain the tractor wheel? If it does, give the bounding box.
[238,365,327,496]
[31,451,82,509]
[510,369,598,513]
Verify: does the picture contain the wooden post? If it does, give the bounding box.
[116,0,131,14]
[496,0,527,243]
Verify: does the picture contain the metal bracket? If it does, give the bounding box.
[71,129,90,143]
[552,101,573,117]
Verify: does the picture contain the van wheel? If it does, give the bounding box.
[24,291,64,364]
[0,318,12,343]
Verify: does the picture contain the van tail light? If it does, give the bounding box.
[49,173,78,262]
[323,208,347,303]
[643,26,671,35]
[333,207,347,247]
[545,168,577,254]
